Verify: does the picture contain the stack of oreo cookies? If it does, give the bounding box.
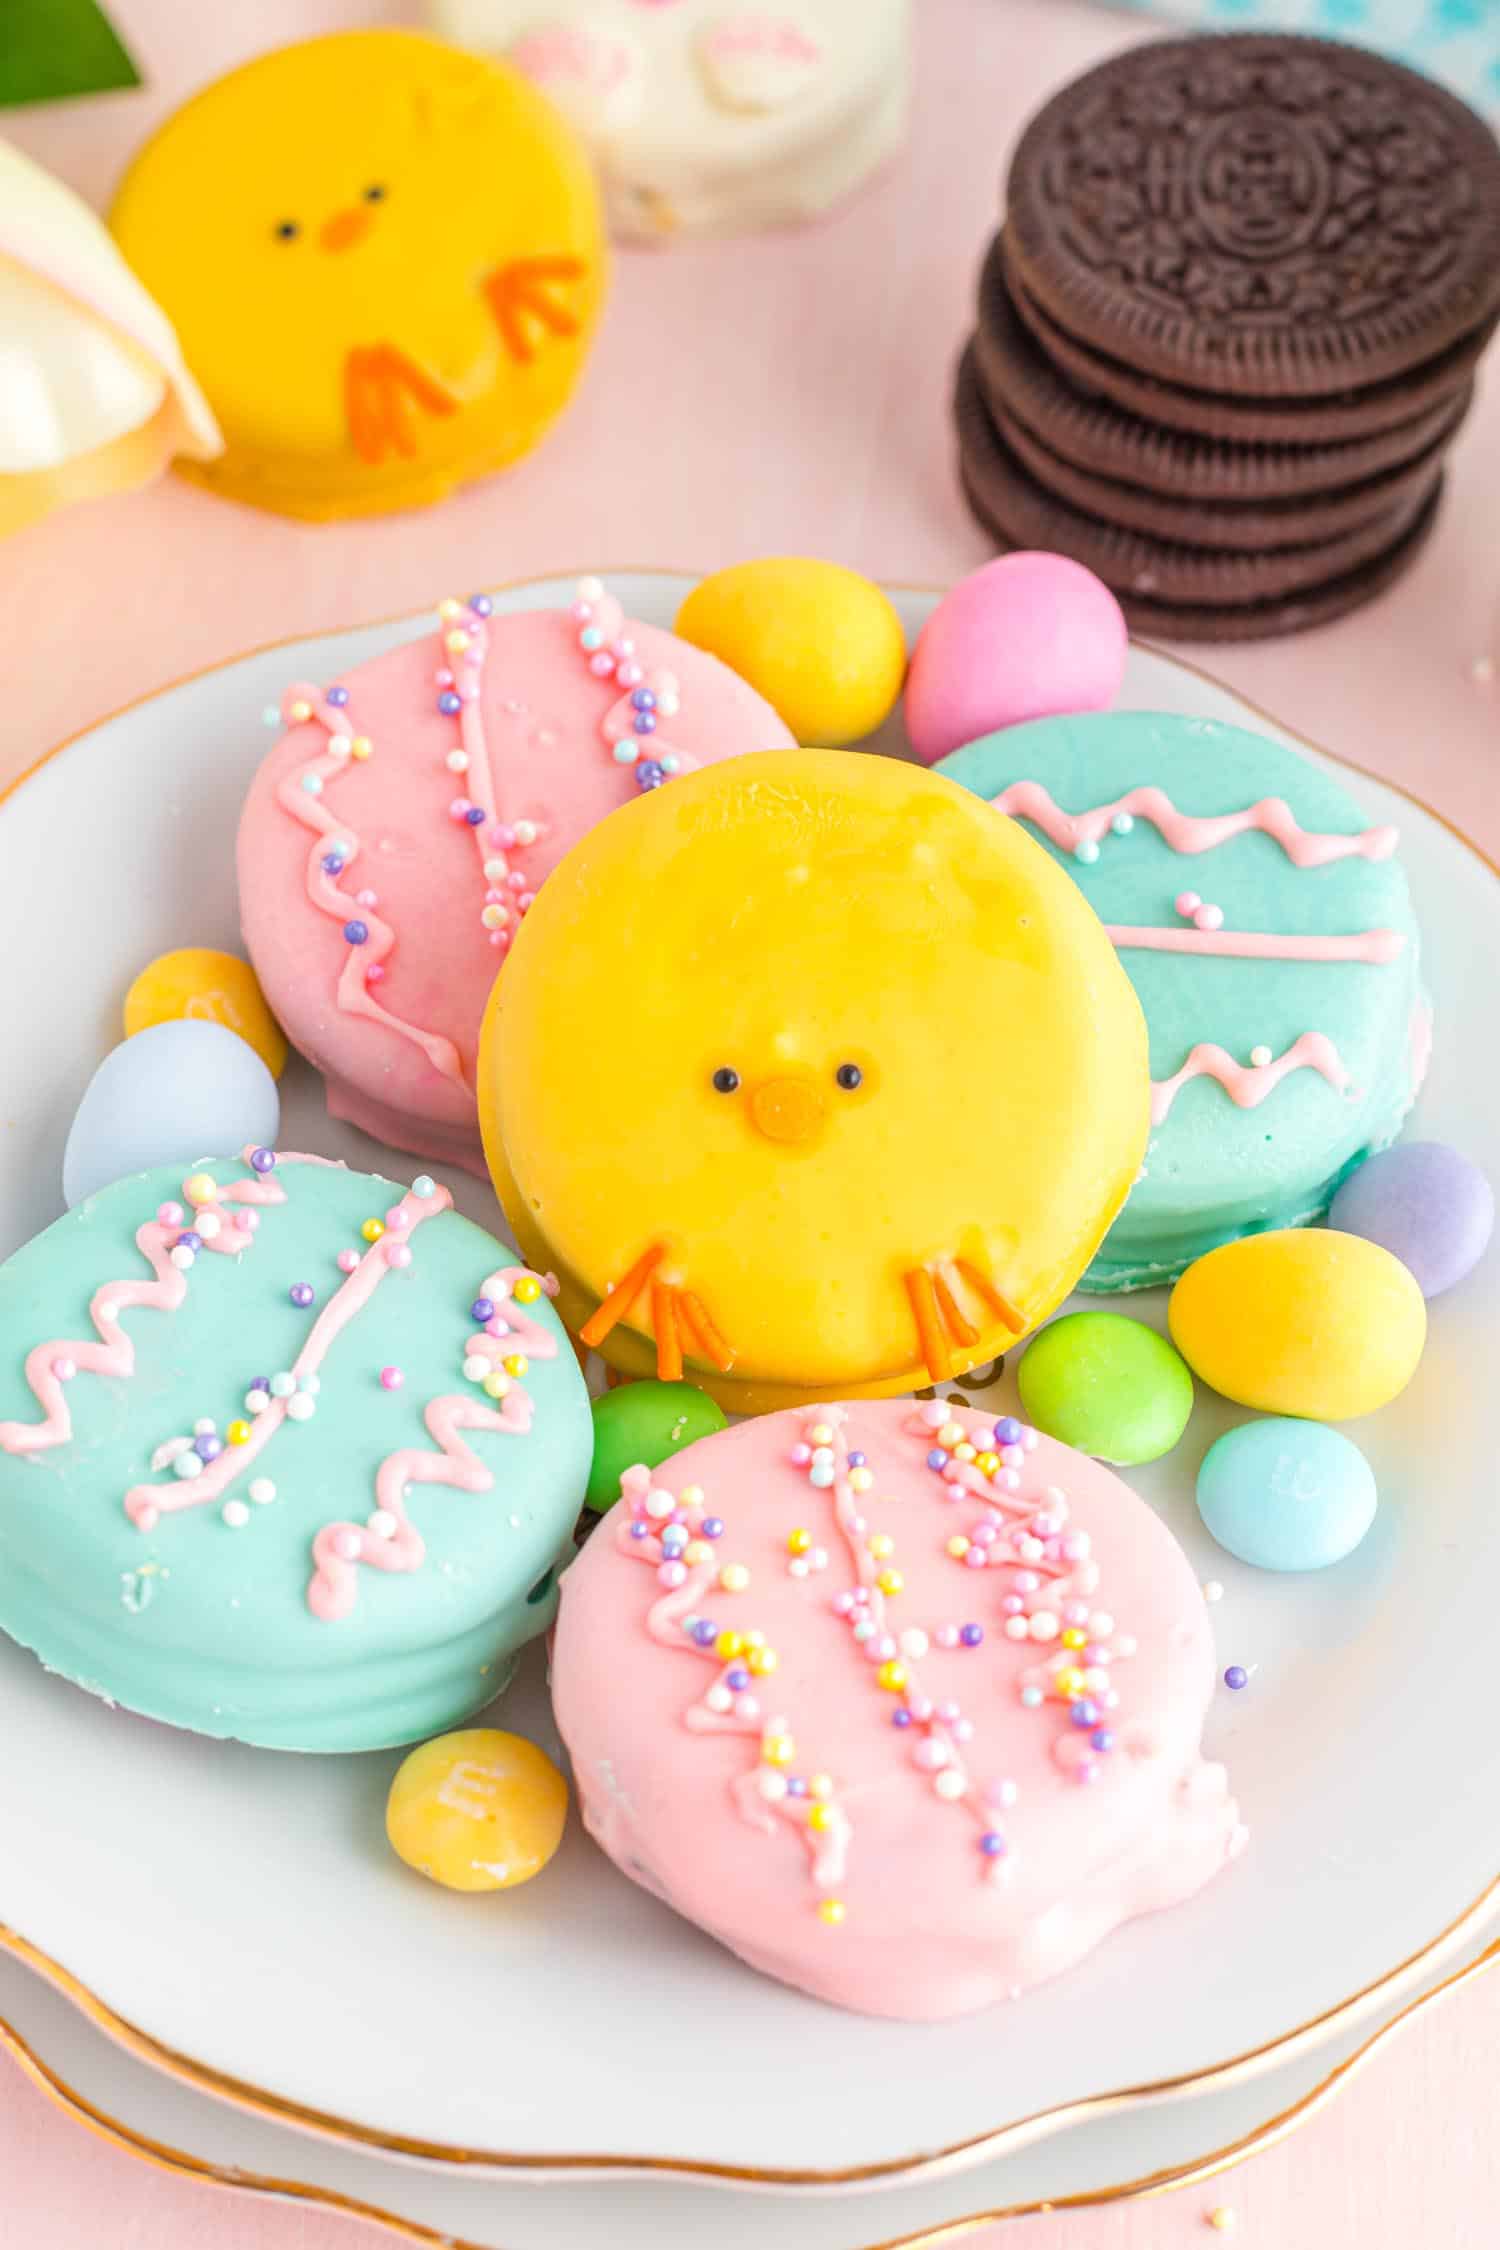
[958,33,1500,640]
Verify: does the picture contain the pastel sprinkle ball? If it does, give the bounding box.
[1170,1230,1426,1420]
[380,1367,404,1391]
[1327,1141,1494,1299]
[1197,1419,1377,1573]
[1017,1311,1193,1466]
[1224,1665,1249,1691]
[385,1728,569,1893]
[676,559,906,747]
[123,947,288,1079]
[904,552,1126,765]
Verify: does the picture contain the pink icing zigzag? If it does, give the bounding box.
[618,1463,853,1894]
[277,681,467,1085]
[122,1176,455,1533]
[0,1162,287,1458]
[991,781,1398,868]
[307,1267,560,1622]
[1150,1034,1352,1125]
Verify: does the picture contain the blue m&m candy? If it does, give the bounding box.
[1196,1418,1377,1573]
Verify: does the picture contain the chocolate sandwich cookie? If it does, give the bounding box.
[983,382,1458,553]
[1004,252,1491,449]
[975,237,1475,501]
[955,349,1443,642]
[1005,33,1500,402]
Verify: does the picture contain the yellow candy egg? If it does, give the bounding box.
[385,1728,568,1893]
[123,947,287,1078]
[675,558,907,747]
[1169,1229,1426,1421]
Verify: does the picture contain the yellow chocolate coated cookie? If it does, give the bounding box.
[123,947,287,1079]
[480,749,1149,1414]
[386,1728,569,1892]
[676,558,907,746]
[110,30,606,521]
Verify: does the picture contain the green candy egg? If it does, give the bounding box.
[1017,1312,1194,1466]
[585,1381,728,1512]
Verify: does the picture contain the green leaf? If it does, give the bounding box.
[0,0,142,108]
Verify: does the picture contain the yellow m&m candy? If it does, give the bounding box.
[675,558,907,747]
[385,1728,568,1893]
[124,946,287,1078]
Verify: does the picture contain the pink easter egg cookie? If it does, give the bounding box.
[237,580,794,1171]
[553,1395,1242,2019]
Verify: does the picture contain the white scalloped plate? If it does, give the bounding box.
[0,574,1496,2190]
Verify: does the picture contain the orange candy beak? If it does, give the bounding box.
[320,206,373,254]
[749,1077,827,1147]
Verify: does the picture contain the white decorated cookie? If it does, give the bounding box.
[427,0,911,240]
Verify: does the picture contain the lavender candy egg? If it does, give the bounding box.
[62,1020,280,1209]
[1328,1142,1494,1299]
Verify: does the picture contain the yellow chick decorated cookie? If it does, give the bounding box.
[480,749,1149,1414]
[110,30,606,521]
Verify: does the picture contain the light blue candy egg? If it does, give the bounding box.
[63,1021,281,1210]
[1196,1418,1377,1573]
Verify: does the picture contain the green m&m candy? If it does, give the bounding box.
[585,1380,728,1512]
[1017,1312,1193,1466]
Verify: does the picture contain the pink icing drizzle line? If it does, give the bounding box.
[811,1408,1007,1883]
[579,583,700,779]
[121,1178,456,1533]
[307,1266,560,1623]
[277,682,466,1085]
[990,782,1398,868]
[1150,1033,1351,1125]
[914,1406,1136,1785]
[0,1158,288,1458]
[1105,923,1405,964]
[617,1468,853,1895]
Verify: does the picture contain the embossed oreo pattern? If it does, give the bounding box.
[1006,34,1500,398]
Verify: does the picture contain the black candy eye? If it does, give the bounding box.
[835,1063,863,1091]
[274,220,300,241]
[362,183,387,202]
[711,1067,740,1094]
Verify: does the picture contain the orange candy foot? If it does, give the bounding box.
[484,257,586,364]
[906,1261,1024,1385]
[579,1248,735,1380]
[344,344,457,463]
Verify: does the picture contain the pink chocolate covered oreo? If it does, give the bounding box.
[238,581,794,1172]
[553,1396,1241,2020]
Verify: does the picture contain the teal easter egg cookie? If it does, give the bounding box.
[0,1150,591,1751]
[936,713,1425,1290]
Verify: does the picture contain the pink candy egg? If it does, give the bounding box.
[905,553,1127,766]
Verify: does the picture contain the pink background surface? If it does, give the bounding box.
[0,0,1497,2241]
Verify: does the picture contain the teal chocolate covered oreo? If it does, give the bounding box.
[0,1150,591,1751]
[937,713,1425,1290]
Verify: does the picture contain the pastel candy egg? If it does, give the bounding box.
[1197,1419,1377,1572]
[585,1379,728,1512]
[123,945,287,1078]
[1169,1230,1426,1420]
[904,553,1127,766]
[675,558,907,746]
[1327,1142,1494,1299]
[1017,1311,1193,1465]
[62,1020,280,1209]
[385,1728,568,1892]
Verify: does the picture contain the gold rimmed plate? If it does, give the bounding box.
[0,573,1496,2191]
